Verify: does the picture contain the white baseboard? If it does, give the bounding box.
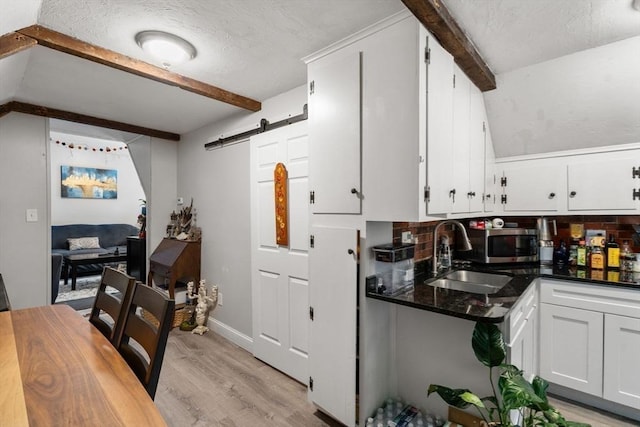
[208,316,253,353]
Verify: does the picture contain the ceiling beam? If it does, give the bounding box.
[15,25,262,112]
[0,32,37,60]
[401,0,496,91]
[1,101,181,141]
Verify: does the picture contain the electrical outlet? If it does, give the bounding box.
[177,197,184,205]
[402,231,413,244]
[26,209,38,222]
[218,292,223,306]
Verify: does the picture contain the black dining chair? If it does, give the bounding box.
[118,282,174,399]
[88,267,136,346]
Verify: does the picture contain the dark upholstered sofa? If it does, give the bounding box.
[52,224,139,280]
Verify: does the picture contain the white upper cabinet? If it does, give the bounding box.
[450,66,485,214]
[361,15,457,222]
[308,49,362,214]
[500,159,563,212]
[308,12,495,221]
[361,15,425,221]
[496,146,640,214]
[468,85,486,214]
[567,153,639,211]
[450,64,471,214]
[424,32,455,217]
[483,107,497,213]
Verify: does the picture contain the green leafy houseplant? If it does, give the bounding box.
[428,322,590,427]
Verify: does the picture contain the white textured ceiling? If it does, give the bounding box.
[1,0,640,142]
[0,0,405,137]
[443,0,640,74]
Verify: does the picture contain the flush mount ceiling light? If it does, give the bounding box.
[135,30,197,67]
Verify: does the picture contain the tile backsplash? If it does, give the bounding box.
[393,215,640,263]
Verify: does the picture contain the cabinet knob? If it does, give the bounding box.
[350,188,358,194]
[549,192,555,199]
[570,191,577,198]
[467,191,476,198]
[449,189,456,197]
[347,249,355,255]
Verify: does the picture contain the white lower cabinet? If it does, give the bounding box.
[505,283,538,380]
[308,226,358,426]
[539,303,603,396]
[539,279,640,409]
[603,314,640,408]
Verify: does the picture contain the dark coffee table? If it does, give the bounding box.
[63,253,127,290]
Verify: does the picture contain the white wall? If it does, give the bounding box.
[147,136,178,258]
[485,36,640,158]
[178,85,307,347]
[49,131,145,226]
[0,113,49,309]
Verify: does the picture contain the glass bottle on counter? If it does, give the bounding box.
[606,234,620,269]
[589,238,605,270]
[576,240,587,267]
[620,240,634,272]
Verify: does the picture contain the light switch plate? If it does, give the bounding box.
[26,209,38,222]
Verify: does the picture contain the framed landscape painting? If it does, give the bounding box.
[61,165,118,199]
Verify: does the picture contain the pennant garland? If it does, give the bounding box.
[50,138,128,153]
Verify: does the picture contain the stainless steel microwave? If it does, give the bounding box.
[465,228,538,264]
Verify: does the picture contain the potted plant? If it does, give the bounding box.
[428,322,590,427]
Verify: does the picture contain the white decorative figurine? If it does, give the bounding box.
[186,280,218,335]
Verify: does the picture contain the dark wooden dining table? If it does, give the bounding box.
[0,304,167,426]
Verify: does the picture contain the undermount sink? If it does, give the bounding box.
[424,270,512,294]
[444,270,512,286]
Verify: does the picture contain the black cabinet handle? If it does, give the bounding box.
[350,188,358,194]
[549,192,555,199]
[467,191,476,198]
[348,249,355,255]
[570,191,577,198]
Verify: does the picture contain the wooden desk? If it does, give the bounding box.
[0,305,167,426]
[148,238,201,303]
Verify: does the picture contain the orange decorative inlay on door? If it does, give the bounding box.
[274,162,288,246]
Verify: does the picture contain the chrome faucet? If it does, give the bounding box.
[432,220,472,275]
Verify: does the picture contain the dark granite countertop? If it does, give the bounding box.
[366,262,640,324]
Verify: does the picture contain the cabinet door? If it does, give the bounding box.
[603,314,640,408]
[501,161,562,212]
[425,35,454,214]
[483,110,497,212]
[468,83,485,213]
[309,226,358,426]
[539,303,603,396]
[450,64,471,214]
[506,284,538,380]
[567,156,639,211]
[308,51,361,214]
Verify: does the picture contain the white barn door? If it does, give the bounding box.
[250,121,309,383]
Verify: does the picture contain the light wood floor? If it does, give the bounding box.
[547,395,639,427]
[154,330,343,426]
[153,330,638,427]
